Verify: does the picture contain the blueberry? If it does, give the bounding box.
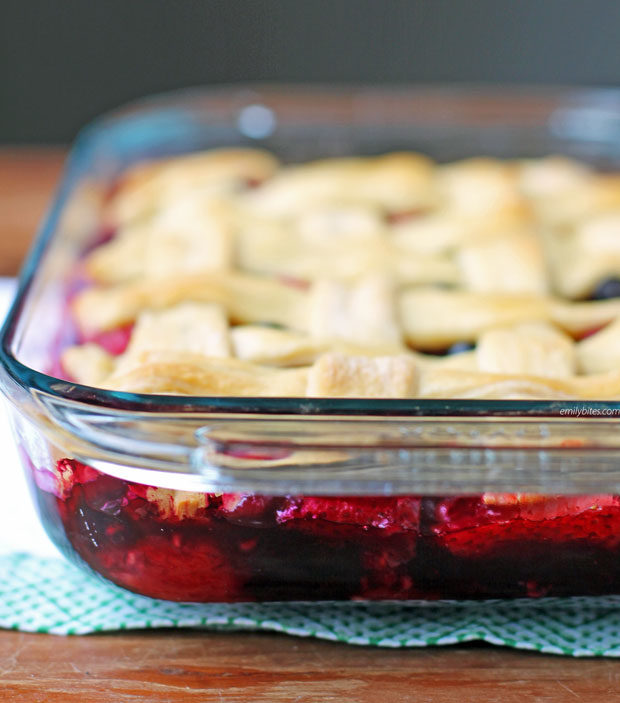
[446,341,475,355]
[422,341,475,356]
[592,278,620,300]
[255,321,285,329]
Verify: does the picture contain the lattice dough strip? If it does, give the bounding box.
[88,200,234,284]
[115,302,231,374]
[399,288,620,349]
[546,210,620,298]
[308,276,403,349]
[457,230,548,295]
[107,148,280,226]
[475,322,576,379]
[72,271,308,335]
[102,351,309,396]
[306,352,418,398]
[242,152,437,216]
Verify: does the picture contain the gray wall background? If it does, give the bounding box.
[2,0,620,143]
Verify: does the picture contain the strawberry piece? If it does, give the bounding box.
[38,458,101,499]
[223,445,293,461]
[56,471,246,601]
[218,493,280,527]
[277,274,310,290]
[574,325,605,341]
[56,458,100,485]
[100,533,245,602]
[80,322,134,355]
[433,494,620,557]
[277,496,421,535]
[386,208,426,224]
[358,535,419,599]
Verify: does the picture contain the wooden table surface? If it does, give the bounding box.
[1,148,619,702]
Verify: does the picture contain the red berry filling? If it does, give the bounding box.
[80,322,135,356]
[433,493,620,556]
[28,458,620,601]
[277,496,421,535]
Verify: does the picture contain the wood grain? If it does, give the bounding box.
[0,147,66,275]
[0,149,617,703]
[1,631,620,703]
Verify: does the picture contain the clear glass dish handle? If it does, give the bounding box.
[24,391,620,496]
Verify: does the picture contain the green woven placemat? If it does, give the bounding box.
[2,552,620,656]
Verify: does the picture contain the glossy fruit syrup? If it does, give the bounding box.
[27,457,620,602]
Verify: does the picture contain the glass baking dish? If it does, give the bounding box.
[4,85,620,602]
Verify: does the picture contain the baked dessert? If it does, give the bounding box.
[31,148,620,602]
[35,458,620,601]
[63,148,620,401]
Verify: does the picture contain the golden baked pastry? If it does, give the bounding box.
[64,147,620,400]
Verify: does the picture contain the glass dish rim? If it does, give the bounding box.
[4,82,620,420]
